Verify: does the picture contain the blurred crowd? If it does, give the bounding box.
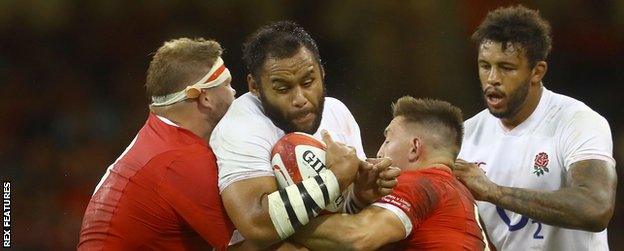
[0,1,622,250]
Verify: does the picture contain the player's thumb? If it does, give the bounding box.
[359,159,374,171]
[321,129,334,146]
[372,157,392,171]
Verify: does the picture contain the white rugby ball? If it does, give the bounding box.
[271,132,344,212]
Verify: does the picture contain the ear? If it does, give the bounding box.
[531,61,548,85]
[319,64,326,79]
[407,137,421,162]
[197,90,213,110]
[247,74,260,96]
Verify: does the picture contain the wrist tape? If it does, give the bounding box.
[268,169,340,239]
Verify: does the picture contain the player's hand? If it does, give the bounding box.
[353,157,400,205]
[452,159,499,201]
[322,130,360,191]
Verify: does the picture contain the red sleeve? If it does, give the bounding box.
[156,150,234,250]
[377,174,441,228]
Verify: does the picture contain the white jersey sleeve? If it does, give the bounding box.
[211,94,283,192]
[212,122,277,192]
[559,109,615,169]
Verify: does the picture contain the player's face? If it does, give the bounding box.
[377,117,412,169]
[256,47,325,134]
[207,77,236,120]
[477,40,533,119]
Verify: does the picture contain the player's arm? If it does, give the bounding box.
[221,176,281,248]
[293,174,440,250]
[456,159,616,232]
[291,205,407,251]
[455,110,617,232]
[221,131,360,249]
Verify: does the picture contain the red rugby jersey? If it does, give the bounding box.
[78,113,235,250]
[377,168,485,251]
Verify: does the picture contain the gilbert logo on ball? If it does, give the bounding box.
[271,132,344,212]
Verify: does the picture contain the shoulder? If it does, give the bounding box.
[176,145,216,163]
[323,97,355,118]
[130,147,217,192]
[462,109,493,138]
[157,148,220,191]
[154,149,223,216]
[215,92,269,129]
[211,93,280,147]
[324,97,349,110]
[548,90,609,129]
[378,170,442,218]
[320,97,358,127]
[317,97,358,131]
[545,90,615,166]
[396,170,441,194]
[159,146,216,171]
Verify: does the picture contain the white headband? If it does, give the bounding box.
[151,57,231,107]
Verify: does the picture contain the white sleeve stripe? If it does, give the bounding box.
[285,184,310,225]
[93,135,139,195]
[473,204,491,251]
[372,202,412,238]
[227,230,245,246]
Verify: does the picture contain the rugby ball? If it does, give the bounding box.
[271,132,344,212]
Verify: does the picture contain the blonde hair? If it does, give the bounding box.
[145,38,223,97]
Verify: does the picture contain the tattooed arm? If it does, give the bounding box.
[453,159,617,232]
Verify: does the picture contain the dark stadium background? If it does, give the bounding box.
[1,1,622,250]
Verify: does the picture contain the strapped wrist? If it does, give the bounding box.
[268,170,341,239]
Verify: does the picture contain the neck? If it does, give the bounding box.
[151,105,215,142]
[406,155,454,173]
[501,85,543,129]
[177,116,217,142]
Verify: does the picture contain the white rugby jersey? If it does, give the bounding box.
[459,87,615,251]
[211,92,365,192]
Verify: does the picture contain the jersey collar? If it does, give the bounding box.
[155,115,180,127]
[498,86,552,136]
[149,113,208,147]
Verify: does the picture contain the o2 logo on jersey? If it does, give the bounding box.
[532,152,550,177]
[496,206,544,239]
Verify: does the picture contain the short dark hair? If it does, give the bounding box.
[472,5,552,67]
[242,21,322,83]
[146,38,223,97]
[392,96,464,155]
